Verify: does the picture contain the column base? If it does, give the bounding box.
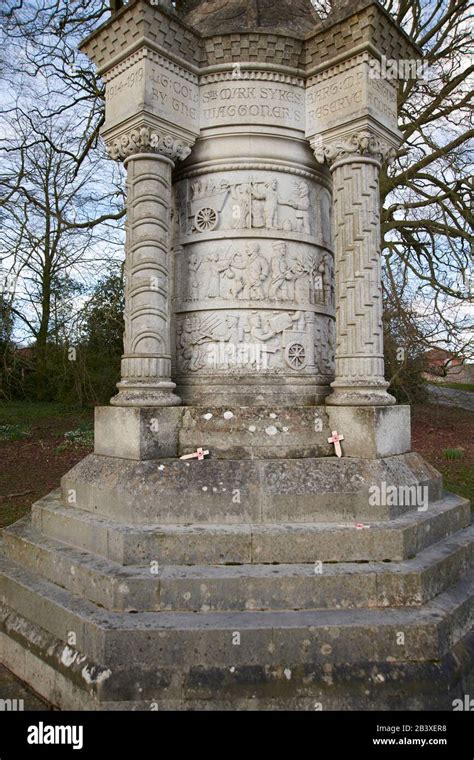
[327,405,411,458]
[95,406,183,460]
[325,381,396,407]
[95,405,332,461]
[110,381,181,408]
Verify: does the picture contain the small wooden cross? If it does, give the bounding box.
[180,448,209,461]
[328,430,344,458]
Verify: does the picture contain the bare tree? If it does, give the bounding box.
[313,0,473,358]
[382,0,472,353]
[1,104,123,386]
[1,1,126,397]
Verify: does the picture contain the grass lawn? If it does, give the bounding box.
[411,403,474,505]
[431,382,474,392]
[0,400,472,530]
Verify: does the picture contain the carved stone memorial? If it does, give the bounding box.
[1,0,472,710]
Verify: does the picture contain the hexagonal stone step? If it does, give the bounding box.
[3,518,473,612]
[60,452,443,525]
[2,599,474,710]
[32,489,471,565]
[1,549,473,677]
[3,521,159,613]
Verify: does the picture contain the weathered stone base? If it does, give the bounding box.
[1,430,472,710]
[110,382,181,408]
[94,406,182,460]
[325,380,396,407]
[93,404,411,461]
[61,451,442,524]
[327,406,411,459]
[94,405,334,461]
[176,377,331,408]
[29,490,472,565]
[3,498,473,612]
[1,555,473,710]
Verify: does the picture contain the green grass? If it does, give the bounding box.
[53,443,69,454]
[432,382,474,392]
[0,400,92,424]
[0,424,32,441]
[442,448,465,460]
[0,501,33,529]
[443,467,474,506]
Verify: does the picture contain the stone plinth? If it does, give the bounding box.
[94,406,183,460]
[60,451,442,525]
[327,406,411,459]
[1,482,473,709]
[94,404,411,462]
[179,406,332,459]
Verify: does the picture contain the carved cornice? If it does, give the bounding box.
[103,48,199,85]
[102,48,148,83]
[306,51,370,88]
[311,130,397,167]
[200,70,304,86]
[106,126,193,162]
[175,162,327,184]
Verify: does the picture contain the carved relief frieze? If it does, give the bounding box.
[175,241,334,309]
[175,309,322,375]
[174,172,322,237]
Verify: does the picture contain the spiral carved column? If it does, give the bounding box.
[106,126,192,406]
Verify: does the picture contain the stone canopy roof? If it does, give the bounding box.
[83,1,421,76]
[176,0,320,36]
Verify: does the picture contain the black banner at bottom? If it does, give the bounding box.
[0,710,472,758]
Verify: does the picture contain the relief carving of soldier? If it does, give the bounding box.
[230,183,251,229]
[288,180,311,234]
[246,312,281,369]
[205,251,232,299]
[187,254,202,301]
[251,179,282,229]
[177,314,222,371]
[230,243,270,300]
[269,242,298,300]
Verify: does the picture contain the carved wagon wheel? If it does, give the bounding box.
[285,342,307,370]
[194,207,218,232]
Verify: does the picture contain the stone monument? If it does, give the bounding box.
[1,0,473,710]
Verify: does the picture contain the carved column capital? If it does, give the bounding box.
[106,125,193,163]
[311,130,397,168]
